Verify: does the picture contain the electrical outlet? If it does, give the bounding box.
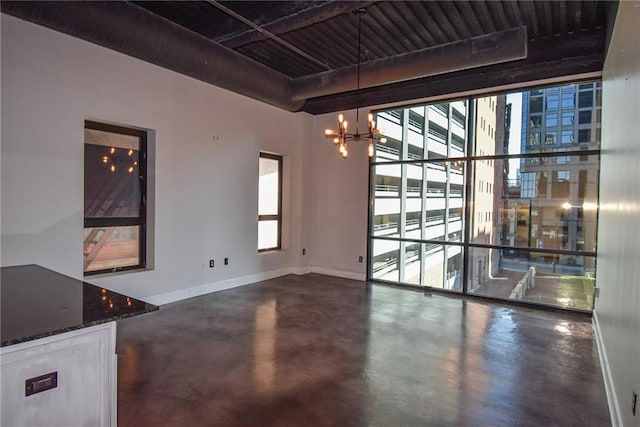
[633,390,637,416]
[358,256,363,263]
[302,248,306,255]
[224,257,229,265]
[209,259,215,268]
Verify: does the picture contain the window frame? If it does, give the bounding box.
[83,120,147,276]
[258,152,283,252]
[367,80,602,313]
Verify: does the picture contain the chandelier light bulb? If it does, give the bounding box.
[320,10,385,159]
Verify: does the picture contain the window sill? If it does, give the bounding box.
[84,266,152,278]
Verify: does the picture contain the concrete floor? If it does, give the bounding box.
[116,274,610,426]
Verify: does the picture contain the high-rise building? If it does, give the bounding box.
[371,101,467,289]
[514,83,601,269]
[371,98,503,290]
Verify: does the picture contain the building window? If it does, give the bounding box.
[84,121,147,275]
[370,80,601,312]
[562,112,575,126]
[258,153,283,251]
[561,130,574,144]
[545,131,557,144]
[578,129,591,143]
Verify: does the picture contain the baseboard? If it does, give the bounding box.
[593,311,622,427]
[144,267,294,306]
[144,265,366,306]
[310,266,366,282]
[291,266,312,275]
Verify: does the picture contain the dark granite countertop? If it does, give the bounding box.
[1,264,158,347]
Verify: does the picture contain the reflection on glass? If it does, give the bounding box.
[404,242,421,285]
[372,239,400,282]
[374,101,468,163]
[258,220,278,251]
[475,156,599,252]
[85,142,141,218]
[470,248,596,310]
[422,244,463,291]
[258,157,279,215]
[370,82,601,311]
[83,226,140,272]
[254,299,276,393]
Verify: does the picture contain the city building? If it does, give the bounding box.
[515,84,601,273]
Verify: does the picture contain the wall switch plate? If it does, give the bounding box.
[209,259,214,268]
[302,248,306,255]
[224,258,229,265]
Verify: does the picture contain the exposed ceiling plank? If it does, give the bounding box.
[208,1,331,70]
[365,6,412,55]
[473,1,498,34]
[394,1,437,46]
[487,1,510,30]
[504,1,525,30]
[423,1,459,41]
[575,1,583,32]
[439,2,473,39]
[583,0,598,30]
[372,3,419,51]
[407,1,448,45]
[219,1,376,49]
[521,1,540,40]
[540,1,555,38]
[559,1,568,34]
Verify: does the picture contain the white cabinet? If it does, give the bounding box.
[0,322,117,427]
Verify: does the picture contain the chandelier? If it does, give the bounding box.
[323,9,386,159]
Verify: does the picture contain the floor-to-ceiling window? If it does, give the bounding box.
[369,81,601,312]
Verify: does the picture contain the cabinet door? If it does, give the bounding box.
[1,323,115,427]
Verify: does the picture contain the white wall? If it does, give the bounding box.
[596,2,640,426]
[309,112,370,280]
[0,14,315,301]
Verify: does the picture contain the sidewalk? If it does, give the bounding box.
[471,267,594,310]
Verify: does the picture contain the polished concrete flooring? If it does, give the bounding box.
[116,274,610,426]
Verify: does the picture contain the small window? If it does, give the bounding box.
[529,97,543,113]
[561,93,575,109]
[579,110,592,125]
[561,112,575,126]
[258,153,283,251]
[579,91,593,108]
[529,132,541,146]
[561,130,574,144]
[545,132,556,144]
[578,129,591,143]
[84,121,147,275]
[530,115,542,128]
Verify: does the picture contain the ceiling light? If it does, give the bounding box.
[323,9,386,159]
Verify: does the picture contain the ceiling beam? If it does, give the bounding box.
[301,29,606,114]
[291,27,528,101]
